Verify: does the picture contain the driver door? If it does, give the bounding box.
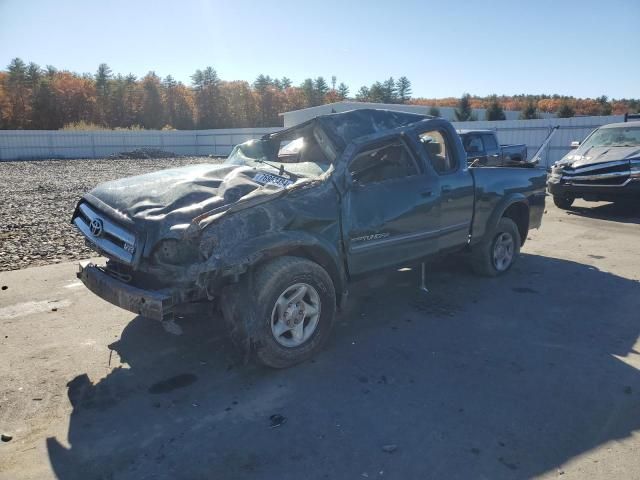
[343,135,441,275]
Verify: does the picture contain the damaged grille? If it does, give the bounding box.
[73,202,137,264]
[561,160,630,187]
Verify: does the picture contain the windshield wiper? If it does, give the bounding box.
[255,158,299,179]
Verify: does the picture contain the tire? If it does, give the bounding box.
[221,256,336,368]
[471,217,521,277]
[553,194,574,209]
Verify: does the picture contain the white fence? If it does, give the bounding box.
[0,115,627,168]
[0,128,280,161]
[453,115,625,168]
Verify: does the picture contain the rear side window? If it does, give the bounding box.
[462,134,483,153]
[350,140,418,185]
[482,134,498,151]
[420,130,457,174]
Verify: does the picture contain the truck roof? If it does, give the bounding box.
[598,121,640,129]
[273,108,432,149]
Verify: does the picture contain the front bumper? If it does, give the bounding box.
[548,178,640,201]
[77,263,174,322]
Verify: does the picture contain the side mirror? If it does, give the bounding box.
[570,141,580,149]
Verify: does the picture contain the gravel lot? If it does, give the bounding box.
[0,157,219,272]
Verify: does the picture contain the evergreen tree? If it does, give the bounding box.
[31,77,58,129]
[485,94,506,121]
[355,86,370,102]
[281,77,292,89]
[557,101,575,118]
[192,66,225,128]
[519,100,539,119]
[337,82,349,100]
[368,82,385,103]
[141,72,164,129]
[301,78,316,107]
[596,95,612,116]
[382,77,397,103]
[6,58,30,128]
[455,93,476,121]
[396,76,412,103]
[253,74,271,93]
[95,63,112,125]
[314,77,329,104]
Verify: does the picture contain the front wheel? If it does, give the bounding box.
[221,256,336,368]
[553,194,574,209]
[471,217,521,277]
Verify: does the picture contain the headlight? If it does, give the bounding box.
[548,169,562,182]
[153,239,199,265]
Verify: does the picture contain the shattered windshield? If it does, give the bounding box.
[225,126,334,182]
[581,126,640,149]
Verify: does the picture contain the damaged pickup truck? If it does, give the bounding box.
[72,109,546,368]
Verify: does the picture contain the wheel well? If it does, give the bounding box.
[502,202,529,245]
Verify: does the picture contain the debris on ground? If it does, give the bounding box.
[1,434,12,442]
[107,148,178,159]
[269,414,287,428]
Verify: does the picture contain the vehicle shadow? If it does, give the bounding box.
[47,253,640,480]
[565,200,640,225]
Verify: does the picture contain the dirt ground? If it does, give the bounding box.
[1,199,639,480]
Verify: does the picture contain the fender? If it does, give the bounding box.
[214,230,347,298]
[472,193,529,246]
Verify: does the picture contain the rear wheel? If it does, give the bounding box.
[471,217,521,277]
[553,194,574,209]
[221,256,336,368]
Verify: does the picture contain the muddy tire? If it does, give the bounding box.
[471,217,521,277]
[553,194,574,209]
[221,256,336,368]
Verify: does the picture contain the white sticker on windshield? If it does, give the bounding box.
[253,172,294,188]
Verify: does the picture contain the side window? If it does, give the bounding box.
[463,134,484,154]
[420,130,457,174]
[482,134,498,151]
[350,140,418,185]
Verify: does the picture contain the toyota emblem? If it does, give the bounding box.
[89,218,104,237]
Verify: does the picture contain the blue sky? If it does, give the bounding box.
[1,0,638,99]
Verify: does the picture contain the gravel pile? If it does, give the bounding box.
[0,156,220,272]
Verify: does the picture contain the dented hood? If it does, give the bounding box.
[558,146,640,168]
[85,163,289,232]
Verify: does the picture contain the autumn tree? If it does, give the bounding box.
[221,81,257,127]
